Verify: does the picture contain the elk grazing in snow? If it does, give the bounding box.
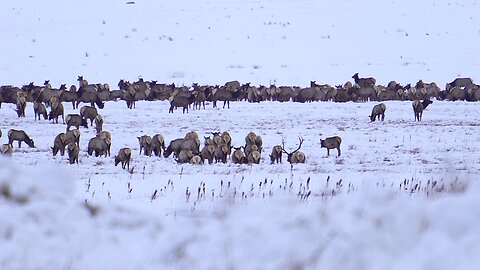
[282,137,306,164]
[369,103,386,122]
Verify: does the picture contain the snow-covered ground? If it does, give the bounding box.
[1,0,480,269]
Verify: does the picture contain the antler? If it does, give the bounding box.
[281,137,289,154]
[292,136,304,153]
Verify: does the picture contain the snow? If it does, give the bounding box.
[1,0,480,269]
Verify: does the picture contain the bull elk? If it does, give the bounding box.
[282,137,306,164]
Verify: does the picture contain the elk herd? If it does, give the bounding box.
[0,74,476,167]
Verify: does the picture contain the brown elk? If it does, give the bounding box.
[369,103,386,122]
[115,148,131,170]
[352,73,376,87]
[320,136,342,157]
[52,133,67,156]
[67,142,79,164]
[231,146,246,164]
[151,134,166,157]
[33,101,48,120]
[269,145,283,164]
[282,137,306,164]
[8,129,35,148]
[412,99,433,121]
[65,114,88,132]
[138,135,153,156]
[49,96,65,124]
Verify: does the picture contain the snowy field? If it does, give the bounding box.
[1,0,480,269]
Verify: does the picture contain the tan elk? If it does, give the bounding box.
[115,148,131,170]
[269,145,283,164]
[369,103,386,122]
[320,136,342,157]
[282,137,306,164]
[412,99,433,121]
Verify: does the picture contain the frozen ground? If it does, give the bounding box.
[1,0,480,269]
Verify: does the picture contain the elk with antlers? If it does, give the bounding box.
[282,137,306,164]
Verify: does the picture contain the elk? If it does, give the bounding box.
[8,129,35,148]
[200,144,216,164]
[66,129,81,148]
[320,136,342,157]
[0,144,13,156]
[369,103,386,122]
[176,149,194,163]
[33,101,48,120]
[214,144,229,163]
[58,85,78,109]
[52,133,67,156]
[115,148,132,170]
[247,150,261,164]
[97,131,112,156]
[151,134,166,157]
[168,90,195,113]
[412,99,433,121]
[269,145,283,164]
[80,106,98,126]
[164,138,199,158]
[282,137,306,164]
[49,96,65,124]
[352,73,376,87]
[189,155,203,165]
[87,137,110,157]
[231,147,246,164]
[94,115,103,134]
[67,142,79,164]
[445,77,473,91]
[138,135,153,156]
[16,91,27,117]
[65,114,88,132]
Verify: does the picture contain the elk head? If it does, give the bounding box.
[282,136,304,164]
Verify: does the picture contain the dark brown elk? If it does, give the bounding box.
[282,137,306,164]
[352,73,376,87]
[447,86,466,101]
[247,149,261,164]
[65,114,88,132]
[87,137,110,157]
[445,78,473,91]
[67,142,79,164]
[80,106,98,126]
[33,101,48,120]
[8,129,35,148]
[168,90,195,113]
[200,144,216,164]
[66,129,81,148]
[269,145,283,164]
[176,149,195,164]
[163,138,186,158]
[52,133,67,156]
[192,83,207,109]
[231,146,246,164]
[293,87,315,103]
[320,136,342,157]
[115,148,132,170]
[76,76,105,109]
[16,91,27,117]
[1,85,22,106]
[94,115,103,134]
[151,134,166,157]
[48,96,65,124]
[369,103,386,122]
[59,85,79,109]
[209,86,240,109]
[412,99,433,121]
[214,144,229,163]
[97,131,111,156]
[138,135,153,156]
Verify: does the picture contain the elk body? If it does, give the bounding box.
[16,91,27,117]
[282,137,306,164]
[320,136,342,157]
[87,137,110,157]
[8,129,35,148]
[33,101,48,120]
[115,148,131,170]
[80,106,98,126]
[269,145,283,164]
[94,115,103,134]
[352,73,376,87]
[138,135,153,156]
[97,131,111,156]
[66,114,88,132]
[52,133,67,156]
[200,144,216,164]
[369,103,386,122]
[231,147,246,164]
[412,99,433,121]
[164,138,199,158]
[49,96,65,124]
[66,129,81,147]
[67,142,79,164]
[151,134,166,157]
